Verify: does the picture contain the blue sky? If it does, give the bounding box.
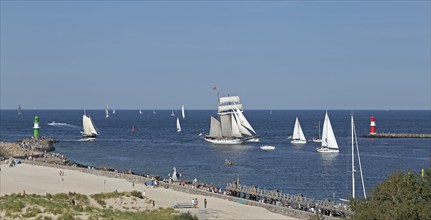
[1,1,430,110]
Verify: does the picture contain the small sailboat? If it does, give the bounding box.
[153,110,157,114]
[260,145,275,150]
[269,110,272,115]
[171,110,175,117]
[291,117,307,144]
[81,113,99,138]
[181,105,185,119]
[105,105,110,118]
[112,108,116,114]
[316,112,339,153]
[17,105,22,115]
[139,110,143,115]
[312,121,322,143]
[176,117,181,132]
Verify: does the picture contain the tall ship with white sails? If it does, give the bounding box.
[204,95,259,145]
[316,112,339,153]
[291,117,306,144]
[81,113,99,138]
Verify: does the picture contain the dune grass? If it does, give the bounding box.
[0,192,198,220]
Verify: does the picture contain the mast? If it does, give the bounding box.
[351,115,355,199]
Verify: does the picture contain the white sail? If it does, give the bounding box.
[233,110,252,136]
[235,107,256,134]
[292,117,306,141]
[218,104,243,113]
[171,110,175,116]
[182,105,185,119]
[17,105,22,115]
[112,109,116,114]
[105,105,109,118]
[231,114,242,138]
[220,114,232,137]
[176,117,181,132]
[208,116,222,137]
[82,114,99,137]
[219,96,241,105]
[139,110,143,114]
[321,112,338,150]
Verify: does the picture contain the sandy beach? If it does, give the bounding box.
[0,163,298,219]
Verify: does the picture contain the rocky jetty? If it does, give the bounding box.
[0,137,57,158]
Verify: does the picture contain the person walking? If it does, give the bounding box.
[204,198,207,208]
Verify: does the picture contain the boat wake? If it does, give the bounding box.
[47,122,80,129]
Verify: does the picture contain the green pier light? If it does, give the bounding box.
[33,116,40,138]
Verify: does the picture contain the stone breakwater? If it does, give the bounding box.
[362,133,431,138]
[0,137,56,158]
[22,160,343,220]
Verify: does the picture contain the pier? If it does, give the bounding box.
[225,180,352,218]
[362,133,431,138]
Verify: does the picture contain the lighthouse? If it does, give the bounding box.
[33,116,40,138]
[370,116,376,135]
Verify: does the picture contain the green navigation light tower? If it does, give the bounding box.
[33,116,40,138]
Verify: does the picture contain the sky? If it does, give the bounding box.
[1,1,430,110]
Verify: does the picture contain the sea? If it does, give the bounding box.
[1,109,430,201]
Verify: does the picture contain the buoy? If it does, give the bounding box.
[370,116,376,135]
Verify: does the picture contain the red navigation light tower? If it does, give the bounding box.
[370,116,376,135]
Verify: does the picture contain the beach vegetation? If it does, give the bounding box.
[350,168,431,219]
[130,190,144,198]
[0,192,198,219]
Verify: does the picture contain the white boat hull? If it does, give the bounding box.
[316,147,339,153]
[312,138,322,143]
[260,145,275,150]
[291,139,306,144]
[204,137,243,145]
[246,137,260,142]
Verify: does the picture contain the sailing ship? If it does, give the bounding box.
[176,117,181,132]
[316,112,339,153]
[171,110,175,117]
[350,115,367,199]
[81,114,99,138]
[17,105,22,115]
[105,105,109,118]
[312,121,322,143]
[204,95,259,144]
[291,117,307,144]
[181,105,185,119]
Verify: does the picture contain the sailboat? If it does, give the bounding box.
[81,113,99,139]
[204,95,259,144]
[181,105,185,119]
[105,105,110,118]
[112,108,116,114]
[139,110,143,114]
[153,110,157,114]
[291,117,306,144]
[17,105,22,115]
[312,121,322,143]
[316,112,339,153]
[176,117,181,132]
[351,115,367,199]
[171,110,175,117]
